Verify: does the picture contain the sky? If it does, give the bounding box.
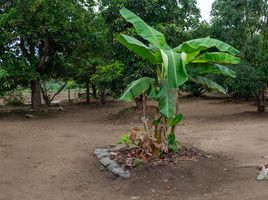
[196,0,214,21]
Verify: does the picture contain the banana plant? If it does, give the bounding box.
[117,7,240,154]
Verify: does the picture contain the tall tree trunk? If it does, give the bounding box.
[31,80,42,110]
[100,90,106,104]
[257,88,266,112]
[74,90,76,99]
[68,88,71,103]
[92,84,97,99]
[86,82,90,103]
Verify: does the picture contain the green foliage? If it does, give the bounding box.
[155,80,177,118]
[211,0,268,108]
[161,50,188,88]
[98,0,202,102]
[167,115,183,153]
[167,133,178,153]
[188,75,226,94]
[0,0,96,108]
[168,114,183,127]
[133,158,143,167]
[187,63,236,78]
[228,62,264,98]
[118,8,240,154]
[3,90,25,106]
[119,7,168,49]
[91,61,124,97]
[119,7,240,118]
[0,68,11,96]
[174,37,240,55]
[120,77,156,101]
[116,134,132,147]
[182,82,207,97]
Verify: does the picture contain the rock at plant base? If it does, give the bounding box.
[108,144,125,152]
[100,157,113,167]
[106,161,119,171]
[94,148,108,156]
[112,167,131,178]
[97,152,110,159]
[93,147,131,178]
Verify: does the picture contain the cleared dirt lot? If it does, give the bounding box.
[0,98,268,200]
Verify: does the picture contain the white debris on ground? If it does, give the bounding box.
[257,163,268,181]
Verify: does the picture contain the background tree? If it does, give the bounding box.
[98,0,204,107]
[91,61,124,104]
[0,0,96,110]
[67,12,109,103]
[211,0,268,111]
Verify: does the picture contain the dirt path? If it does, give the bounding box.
[0,99,268,200]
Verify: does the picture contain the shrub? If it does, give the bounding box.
[226,62,264,99]
[182,82,207,97]
[3,90,25,106]
[91,61,124,103]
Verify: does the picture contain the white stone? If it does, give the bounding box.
[112,167,131,178]
[106,161,119,171]
[94,148,108,155]
[97,152,110,159]
[100,157,113,167]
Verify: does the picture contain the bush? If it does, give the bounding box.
[91,61,124,99]
[3,90,25,106]
[182,82,207,97]
[228,62,264,99]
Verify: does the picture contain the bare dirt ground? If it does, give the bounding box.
[0,98,268,200]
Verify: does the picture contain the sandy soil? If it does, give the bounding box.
[0,98,268,200]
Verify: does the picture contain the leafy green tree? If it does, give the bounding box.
[91,61,124,104]
[118,8,240,154]
[0,0,95,110]
[73,59,100,103]
[98,0,202,107]
[70,14,109,103]
[211,0,268,111]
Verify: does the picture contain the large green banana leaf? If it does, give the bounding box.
[156,80,177,118]
[189,75,227,94]
[193,52,241,64]
[174,37,240,55]
[116,34,161,64]
[119,7,170,49]
[187,63,236,78]
[120,77,156,101]
[161,50,188,88]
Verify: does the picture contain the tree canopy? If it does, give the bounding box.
[211,0,268,111]
[0,0,97,109]
[0,0,267,112]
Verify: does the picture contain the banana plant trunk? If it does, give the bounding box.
[117,7,240,155]
[142,94,147,117]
